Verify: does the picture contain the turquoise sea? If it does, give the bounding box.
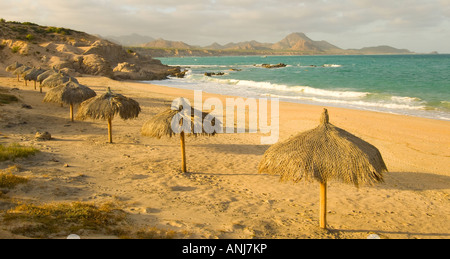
[148,55,450,121]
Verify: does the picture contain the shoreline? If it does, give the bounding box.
[154,54,450,122]
[86,76,450,175]
[142,78,450,123]
[0,75,449,239]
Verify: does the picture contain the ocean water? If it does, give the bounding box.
[147,55,450,121]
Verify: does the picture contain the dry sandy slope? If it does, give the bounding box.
[0,75,449,239]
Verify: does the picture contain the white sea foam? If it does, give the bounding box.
[323,64,342,68]
[391,96,422,104]
[149,72,449,121]
[201,78,369,99]
[268,94,427,110]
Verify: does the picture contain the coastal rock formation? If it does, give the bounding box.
[204,72,225,76]
[113,62,140,73]
[0,21,177,80]
[255,63,287,69]
[80,54,113,77]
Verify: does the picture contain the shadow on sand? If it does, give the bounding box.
[382,171,450,191]
[192,143,271,155]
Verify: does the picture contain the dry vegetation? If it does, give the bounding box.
[0,139,187,239]
[0,143,39,162]
[2,200,189,238]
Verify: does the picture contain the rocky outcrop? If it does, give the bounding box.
[254,63,287,69]
[0,21,176,80]
[83,40,129,64]
[80,54,114,77]
[204,72,225,76]
[113,62,140,73]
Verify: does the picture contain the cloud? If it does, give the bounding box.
[0,0,448,52]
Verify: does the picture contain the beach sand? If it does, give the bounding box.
[0,75,449,239]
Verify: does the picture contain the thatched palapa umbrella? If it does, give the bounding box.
[43,79,97,122]
[76,87,140,143]
[13,66,31,83]
[24,67,46,90]
[36,69,57,92]
[6,62,23,81]
[141,103,219,173]
[41,71,78,89]
[258,108,387,229]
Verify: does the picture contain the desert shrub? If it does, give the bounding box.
[0,173,28,188]
[45,26,71,35]
[135,227,180,239]
[0,143,39,161]
[21,22,38,26]
[0,92,19,104]
[25,34,34,41]
[10,46,21,54]
[10,26,28,35]
[3,201,127,238]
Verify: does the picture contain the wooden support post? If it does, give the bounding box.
[180,131,186,173]
[320,181,327,229]
[69,103,74,122]
[107,118,112,143]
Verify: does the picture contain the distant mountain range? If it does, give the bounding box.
[104,32,414,57]
[104,33,155,47]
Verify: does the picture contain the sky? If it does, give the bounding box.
[1,0,449,53]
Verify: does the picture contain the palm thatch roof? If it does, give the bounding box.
[43,79,97,105]
[36,69,57,84]
[24,67,46,81]
[141,106,219,138]
[41,72,78,88]
[5,62,23,72]
[76,87,140,121]
[12,65,31,76]
[258,108,387,187]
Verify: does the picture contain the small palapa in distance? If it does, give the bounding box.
[141,104,219,173]
[43,78,97,122]
[76,87,141,143]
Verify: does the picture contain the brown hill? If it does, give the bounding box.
[271,32,341,52]
[348,45,413,54]
[134,32,414,57]
[223,40,272,50]
[142,38,193,49]
[0,20,178,80]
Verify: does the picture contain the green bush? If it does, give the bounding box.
[0,92,19,104]
[46,26,71,35]
[0,143,39,161]
[21,22,38,26]
[4,201,126,238]
[10,46,21,54]
[10,26,28,34]
[25,34,34,41]
[0,173,28,188]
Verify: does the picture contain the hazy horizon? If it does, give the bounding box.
[1,0,449,53]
